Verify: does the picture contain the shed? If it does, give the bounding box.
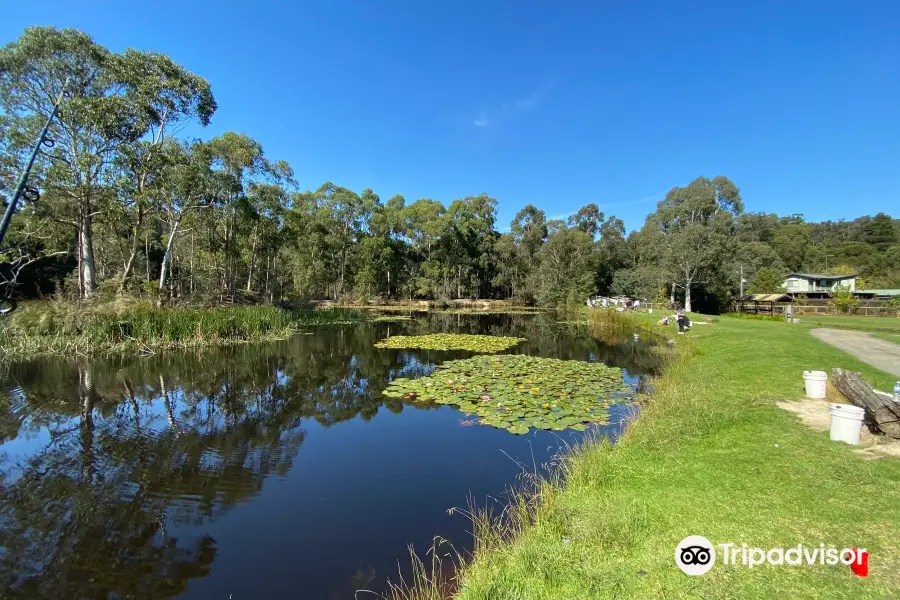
[733,293,793,315]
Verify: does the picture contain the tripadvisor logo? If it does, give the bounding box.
[675,535,716,575]
[675,535,869,577]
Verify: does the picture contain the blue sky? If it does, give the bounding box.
[2,1,898,231]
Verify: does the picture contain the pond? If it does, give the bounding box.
[0,313,659,599]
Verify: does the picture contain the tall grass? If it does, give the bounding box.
[0,299,366,357]
[588,308,642,344]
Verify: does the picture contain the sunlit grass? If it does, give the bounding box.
[794,313,900,334]
[872,331,900,346]
[391,316,900,599]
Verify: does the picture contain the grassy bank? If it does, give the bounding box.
[0,300,366,358]
[872,332,900,346]
[424,316,900,599]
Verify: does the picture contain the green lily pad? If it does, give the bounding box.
[374,333,526,353]
[382,354,632,435]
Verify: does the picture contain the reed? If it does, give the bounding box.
[0,299,366,358]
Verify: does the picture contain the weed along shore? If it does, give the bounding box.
[398,316,900,599]
[0,300,368,358]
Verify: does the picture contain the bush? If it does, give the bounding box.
[827,286,859,314]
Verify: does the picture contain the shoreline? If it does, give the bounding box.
[403,315,900,599]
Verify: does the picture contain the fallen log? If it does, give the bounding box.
[832,368,900,439]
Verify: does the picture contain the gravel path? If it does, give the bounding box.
[810,328,900,377]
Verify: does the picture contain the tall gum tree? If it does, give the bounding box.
[0,27,215,297]
[655,176,742,312]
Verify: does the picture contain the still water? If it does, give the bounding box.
[0,313,658,599]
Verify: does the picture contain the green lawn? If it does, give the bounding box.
[794,313,900,334]
[452,316,900,599]
[872,332,900,346]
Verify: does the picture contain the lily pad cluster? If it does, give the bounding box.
[370,315,413,322]
[374,333,525,353]
[382,354,632,434]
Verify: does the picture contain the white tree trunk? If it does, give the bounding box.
[158,219,181,297]
[81,211,96,298]
[684,277,692,312]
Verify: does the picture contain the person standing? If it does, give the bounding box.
[676,306,686,334]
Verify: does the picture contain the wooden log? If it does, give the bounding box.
[832,368,900,439]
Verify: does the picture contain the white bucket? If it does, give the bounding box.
[829,404,865,445]
[802,370,827,399]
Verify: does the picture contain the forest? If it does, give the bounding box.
[2,27,899,314]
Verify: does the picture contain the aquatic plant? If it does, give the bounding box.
[370,315,414,322]
[382,354,632,434]
[374,334,525,353]
[432,307,548,315]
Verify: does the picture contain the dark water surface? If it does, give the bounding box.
[0,313,658,599]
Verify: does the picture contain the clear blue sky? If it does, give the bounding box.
[2,1,898,230]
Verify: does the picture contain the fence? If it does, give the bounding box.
[731,301,898,317]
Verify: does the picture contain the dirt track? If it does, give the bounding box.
[810,328,900,377]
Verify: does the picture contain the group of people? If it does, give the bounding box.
[656,306,691,334]
[586,296,641,311]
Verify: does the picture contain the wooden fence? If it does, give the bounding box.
[731,301,898,317]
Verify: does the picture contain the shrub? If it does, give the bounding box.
[827,286,859,314]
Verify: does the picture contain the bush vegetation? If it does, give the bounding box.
[0,299,364,357]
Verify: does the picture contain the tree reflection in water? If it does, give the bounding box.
[0,314,661,598]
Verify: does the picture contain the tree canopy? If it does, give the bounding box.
[2,27,898,312]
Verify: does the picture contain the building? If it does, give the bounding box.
[782,273,857,297]
[855,289,900,300]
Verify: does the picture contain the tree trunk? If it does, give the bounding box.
[670,282,675,306]
[158,219,181,301]
[832,368,900,438]
[246,228,258,292]
[81,210,96,298]
[339,247,346,299]
[190,231,195,295]
[119,206,144,292]
[684,276,692,312]
[76,223,84,297]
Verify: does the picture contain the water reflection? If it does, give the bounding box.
[0,313,660,599]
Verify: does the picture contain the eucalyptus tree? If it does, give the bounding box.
[401,198,447,297]
[445,193,498,299]
[0,27,214,297]
[315,182,371,298]
[654,176,742,311]
[535,224,598,306]
[509,204,548,301]
[567,203,604,238]
[113,50,215,290]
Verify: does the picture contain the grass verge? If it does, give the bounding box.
[394,316,900,599]
[0,299,366,358]
[794,313,900,334]
[871,332,900,346]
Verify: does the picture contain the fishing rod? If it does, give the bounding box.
[0,79,68,247]
[0,80,68,314]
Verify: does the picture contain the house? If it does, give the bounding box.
[782,273,857,297]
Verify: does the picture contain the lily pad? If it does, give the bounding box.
[374,333,526,353]
[382,354,632,434]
